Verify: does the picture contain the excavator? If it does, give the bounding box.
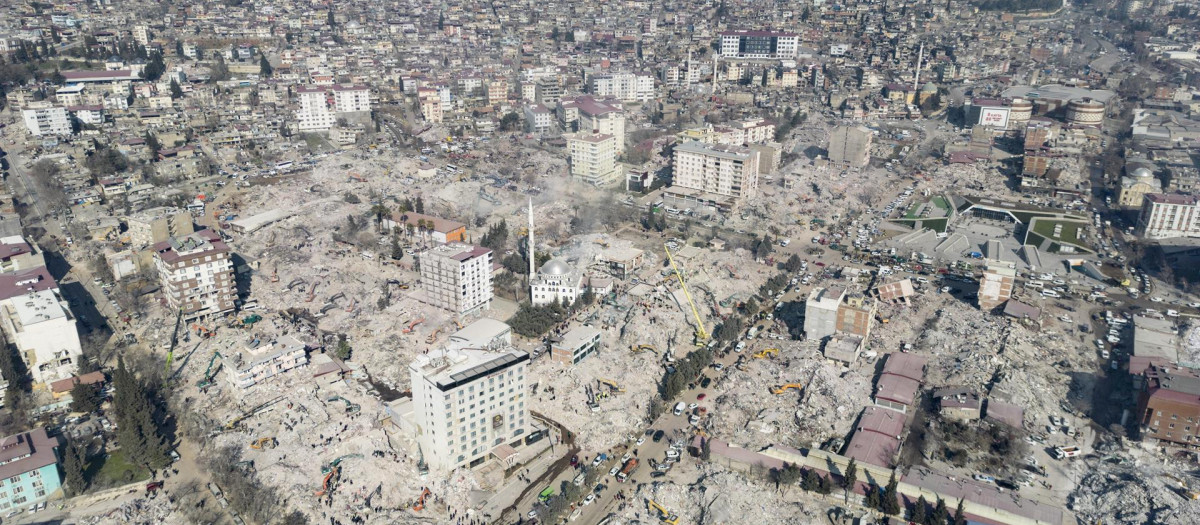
[412,487,432,511]
[197,352,225,390]
[597,378,625,394]
[402,318,425,333]
[327,395,361,414]
[630,344,657,354]
[242,314,262,327]
[753,348,780,359]
[426,328,440,345]
[224,396,285,430]
[314,454,364,498]
[192,323,214,339]
[771,383,804,395]
[250,437,277,450]
[1164,474,1200,500]
[647,499,679,525]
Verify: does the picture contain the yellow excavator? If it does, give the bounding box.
[771,383,804,395]
[250,437,277,450]
[647,499,679,525]
[631,344,657,354]
[597,378,625,394]
[1164,474,1200,500]
[753,348,780,359]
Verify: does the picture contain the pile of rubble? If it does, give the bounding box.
[622,469,827,525]
[1069,451,1200,524]
[80,496,174,525]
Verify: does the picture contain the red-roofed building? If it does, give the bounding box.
[1136,364,1200,447]
[152,229,235,319]
[0,267,57,302]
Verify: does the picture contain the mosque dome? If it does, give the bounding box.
[540,258,572,276]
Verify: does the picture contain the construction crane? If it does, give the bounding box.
[197,352,225,390]
[630,344,657,354]
[664,244,708,344]
[163,308,184,375]
[647,499,679,525]
[753,348,780,359]
[326,395,361,414]
[224,396,285,430]
[771,383,804,395]
[597,378,625,394]
[250,437,277,450]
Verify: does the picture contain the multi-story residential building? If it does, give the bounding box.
[0,289,82,385]
[126,207,194,249]
[836,293,877,339]
[21,104,71,136]
[523,104,553,136]
[418,88,444,123]
[486,79,508,106]
[671,141,760,201]
[152,229,236,320]
[576,98,625,155]
[565,132,619,186]
[296,86,335,132]
[978,259,1016,310]
[590,72,655,102]
[828,125,873,168]
[1136,193,1200,240]
[331,85,371,113]
[534,79,562,106]
[419,244,493,315]
[719,30,800,60]
[551,326,602,365]
[409,346,530,471]
[0,428,62,513]
[227,335,308,389]
[1137,364,1200,447]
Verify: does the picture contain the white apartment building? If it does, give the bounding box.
[719,31,800,60]
[332,85,371,112]
[409,347,530,471]
[671,141,760,200]
[296,86,335,132]
[523,104,553,136]
[151,229,235,320]
[418,89,444,123]
[1136,193,1200,239]
[590,72,655,102]
[804,286,845,341]
[565,132,619,186]
[21,104,71,136]
[0,289,82,385]
[577,98,625,155]
[419,244,493,314]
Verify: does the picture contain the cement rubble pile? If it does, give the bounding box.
[1068,452,1200,525]
[623,469,825,525]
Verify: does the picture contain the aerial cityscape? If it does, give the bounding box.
[0,0,1199,524]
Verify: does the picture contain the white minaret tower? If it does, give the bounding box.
[527,197,535,281]
[912,42,924,94]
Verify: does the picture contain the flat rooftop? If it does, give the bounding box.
[413,347,528,392]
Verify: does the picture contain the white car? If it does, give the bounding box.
[609,466,620,477]
[734,342,745,352]
[1151,296,1164,303]
[1187,302,1200,308]
[688,403,698,410]
[583,494,596,506]
[636,437,646,446]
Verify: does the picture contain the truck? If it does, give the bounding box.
[616,458,639,482]
[1052,446,1082,459]
[673,402,686,416]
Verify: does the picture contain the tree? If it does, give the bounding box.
[259,54,273,77]
[783,254,804,272]
[930,497,949,525]
[882,472,902,515]
[143,52,166,81]
[169,79,182,99]
[335,335,352,360]
[911,495,929,524]
[801,468,819,492]
[414,196,425,213]
[700,437,711,460]
[864,483,881,509]
[499,111,521,131]
[818,474,834,494]
[0,343,29,396]
[328,9,336,27]
[437,12,445,30]
[62,439,88,496]
[843,457,858,503]
[209,54,229,82]
[952,499,966,525]
[145,132,162,159]
[69,382,103,413]
[111,358,170,470]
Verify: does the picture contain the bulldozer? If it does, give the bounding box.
[752,348,779,359]
[630,344,657,354]
[647,499,679,525]
[250,437,277,450]
[771,383,804,395]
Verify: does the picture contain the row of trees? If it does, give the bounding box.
[766,459,967,525]
[657,345,715,401]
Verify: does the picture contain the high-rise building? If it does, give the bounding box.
[804,287,845,341]
[719,31,800,60]
[1136,364,1200,447]
[295,85,371,132]
[1136,193,1200,240]
[827,126,873,167]
[589,72,655,102]
[836,293,877,339]
[418,88,444,123]
[1,289,82,385]
[671,141,760,201]
[21,104,71,136]
[565,132,620,186]
[419,243,494,314]
[409,346,530,471]
[152,229,236,319]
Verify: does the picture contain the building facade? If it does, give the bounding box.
[1137,364,1200,447]
[127,206,194,249]
[227,335,308,389]
[590,72,655,102]
[152,229,236,319]
[804,287,845,340]
[978,259,1016,310]
[671,141,760,201]
[419,244,493,314]
[21,104,71,136]
[0,428,61,512]
[0,289,82,385]
[565,132,619,186]
[1136,193,1200,240]
[719,31,799,60]
[409,348,530,471]
[551,326,602,365]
